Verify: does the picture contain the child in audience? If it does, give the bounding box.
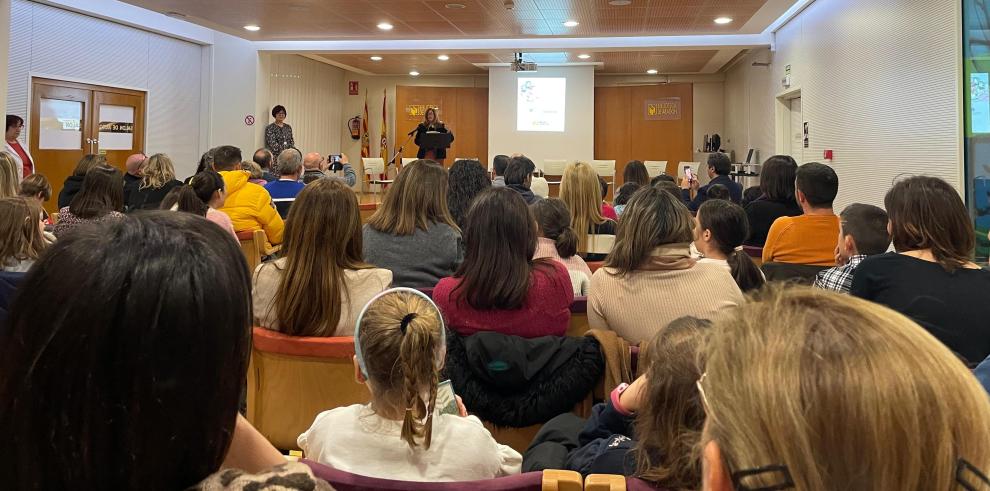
[531,198,593,296]
[18,173,53,225]
[0,197,47,272]
[612,182,641,217]
[599,176,618,220]
[363,159,463,288]
[814,203,890,293]
[561,162,617,260]
[852,176,990,364]
[700,287,990,490]
[762,162,839,265]
[160,170,236,238]
[299,288,522,481]
[589,186,742,344]
[434,188,572,337]
[446,159,491,230]
[695,199,765,292]
[52,165,125,238]
[743,155,801,246]
[255,178,391,337]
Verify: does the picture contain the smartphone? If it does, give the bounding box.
[329,154,343,172]
[437,380,459,416]
[684,166,695,182]
[330,154,342,163]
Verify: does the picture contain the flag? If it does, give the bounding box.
[379,89,388,160]
[361,92,370,158]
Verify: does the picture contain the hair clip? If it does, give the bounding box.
[733,245,745,252]
[399,313,417,334]
[731,464,794,491]
[957,458,990,491]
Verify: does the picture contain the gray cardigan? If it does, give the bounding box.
[362,222,463,288]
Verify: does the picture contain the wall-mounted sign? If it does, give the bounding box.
[98,105,135,151]
[349,81,359,95]
[405,104,439,120]
[644,98,681,120]
[245,114,255,126]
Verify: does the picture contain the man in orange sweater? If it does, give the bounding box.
[763,162,840,266]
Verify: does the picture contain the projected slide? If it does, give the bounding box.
[973,73,990,133]
[517,78,566,132]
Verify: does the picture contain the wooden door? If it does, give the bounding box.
[93,90,146,172]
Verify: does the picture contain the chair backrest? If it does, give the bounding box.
[586,234,615,255]
[302,459,582,491]
[401,157,417,167]
[591,160,616,178]
[677,162,701,180]
[643,160,668,177]
[761,262,828,285]
[362,157,386,175]
[567,296,589,337]
[455,157,478,163]
[237,229,270,273]
[247,328,370,450]
[542,159,569,176]
[272,198,294,219]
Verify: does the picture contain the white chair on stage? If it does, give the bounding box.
[541,159,569,185]
[401,157,417,167]
[591,160,616,196]
[644,160,668,178]
[362,157,393,199]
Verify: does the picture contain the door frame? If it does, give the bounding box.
[774,86,802,157]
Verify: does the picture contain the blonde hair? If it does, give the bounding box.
[241,161,265,180]
[560,162,606,252]
[367,160,459,236]
[702,286,990,490]
[0,152,19,199]
[140,153,177,190]
[357,290,443,449]
[0,197,46,267]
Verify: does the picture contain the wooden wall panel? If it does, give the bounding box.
[395,85,487,167]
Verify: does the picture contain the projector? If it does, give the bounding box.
[511,53,537,72]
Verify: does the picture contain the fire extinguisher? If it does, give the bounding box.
[348,116,361,140]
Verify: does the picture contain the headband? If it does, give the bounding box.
[353,287,446,379]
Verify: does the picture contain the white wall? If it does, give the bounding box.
[205,32,260,165]
[722,48,774,161]
[263,55,345,163]
[0,0,10,119]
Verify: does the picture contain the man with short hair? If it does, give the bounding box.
[253,148,277,182]
[762,162,840,266]
[491,154,509,187]
[214,145,284,245]
[814,203,891,293]
[265,150,306,219]
[504,156,542,205]
[681,152,743,211]
[302,151,357,187]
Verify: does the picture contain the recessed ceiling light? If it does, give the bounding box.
[243,25,261,31]
[437,54,450,61]
[445,3,466,8]
[647,69,658,74]
[577,54,591,60]
[714,17,733,24]
[563,20,579,27]
[370,56,383,61]
[377,22,394,30]
[409,70,420,76]
[608,0,632,5]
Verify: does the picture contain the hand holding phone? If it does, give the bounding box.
[684,167,695,182]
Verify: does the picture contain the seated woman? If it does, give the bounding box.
[52,165,125,238]
[700,287,990,490]
[299,288,522,481]
[160,169,236,238]
[57,154,107,208]
[0,212,326,489]
[254,178,391,337]
[612,182,641,217]
[363,159,463,288]
[852,175,990,365]
[434,188,572,337]
[125,153,183,212]
[446,159,491,230]
[694,199,765,292]
[0,197,47,272]
[589,186,743,344]
[18,174,53,225]
[743,155,801,246]
[531,198,592,296]
[561,162,617,261]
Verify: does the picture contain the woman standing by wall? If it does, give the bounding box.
[264,105,294,171]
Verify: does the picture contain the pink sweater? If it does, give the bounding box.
[433,261,573,338]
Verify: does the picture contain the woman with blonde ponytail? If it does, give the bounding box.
[298,288,521,481]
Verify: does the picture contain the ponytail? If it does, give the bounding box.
[399,315,439,449]
[531,197,579,259]
[161,170,224,217]
[555,226,578,258]
[727,248,765,292]
[698,199,765,292]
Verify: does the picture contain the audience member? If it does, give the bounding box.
[302,151,357,187]
[705,183,731,201]
[252,147,277,182]
[694,199,765,292]
[589,186,742,344]
[265,149,306,219]
[123,152,146,188]
[326,153,357,187]
[195,148,215,174]
[18,173,52,220]
[852,176,990,364]
[740,185,762,207]
[743,155,801,246]
[57,154,107,208]
[254,179,391,337]
[762,162,839,265]
[0,152,18,198]
[124,153,182,212]
[242,161,268,185]
[4,115,32,179]
[650,173,675,187]
[53,165,125,237]
[653,179,683,201]
[299,288,522,481]
[302,151,325,184]
[446,159,491,230]
[492,154,509,187]
[433,188,572,337]
[613,182,641,216]
[622,160,650,188]
[561,162,617,259]
[599,176,618,220]
[0,212,317,489]
[160,169,236,238]
[214,145,284,245]
[814,203,890,293]
[531,198,593,296]
[363,159,462,288]
[699,287,990,491]
[504,156,542,205]
[681,153,742,210]
[0,197,47,272]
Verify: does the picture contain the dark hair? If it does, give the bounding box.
[697,199,765,292]
[212,145,243,171]
[759,155,798,202]
[505,156,536,186]
[453,187,557,310]
[5,114,23,132]
[530,198,578,258]
[447,159,491,229]
[160,170,225,217]
[72,154,107,177]
[741,186,762,207]
[706,184,731,201]
[493,155,510,176]
[885,176,974,271]
[253,148,273,171]
[795,162,838,208]
[271,105,287,118]
[196,148,216,174]
[624,161,650,187]
[651,174,676,187]
[840,203,891,256]
[69,165,124,219]
[654,180,683,201]
[707,152,732,176]
[0,211,252,489]
[599,176,609,201]
[615,182,642,206]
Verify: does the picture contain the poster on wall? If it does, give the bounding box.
[644,98,681,120]
[972,73,990,133]
[98,105,135,151]
[39,98,83,150]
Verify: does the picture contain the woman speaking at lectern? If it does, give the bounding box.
[414,108,454,165]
